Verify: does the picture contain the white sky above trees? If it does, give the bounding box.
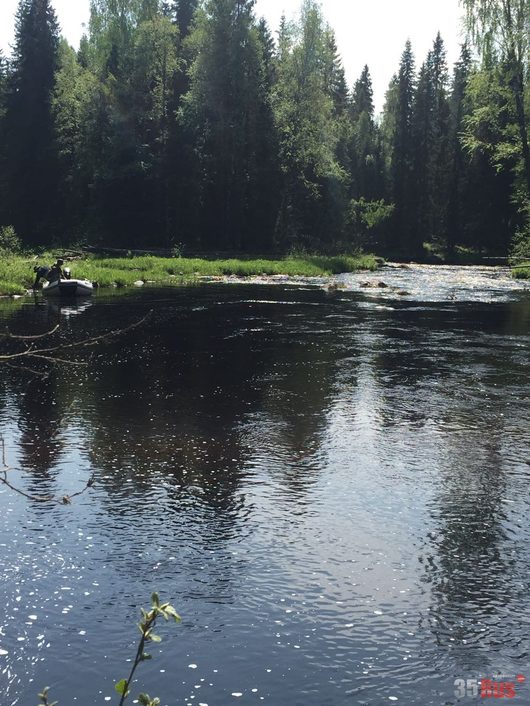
[0,0,465,111]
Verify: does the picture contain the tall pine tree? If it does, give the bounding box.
[175,0,198,38]
[183,0,277,250]
[390,40,418,256]
[427,34,451,249]
[350,65,382,200]
[3,0,60,243]
[447,43,472,251]
[411,34,451,250]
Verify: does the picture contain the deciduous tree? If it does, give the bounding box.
[463,0,530,196]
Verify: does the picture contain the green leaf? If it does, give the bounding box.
[151,592,160,607]
[163,605,181,622]
[141,652,152,660]
[114,679,129,697]
[149,633,162,642]
[38,686,58,706]
[139,696,160,706]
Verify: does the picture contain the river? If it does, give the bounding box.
[0,265,529,705]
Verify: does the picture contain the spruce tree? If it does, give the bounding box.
[447,43,472,252]
[3,0,60,243]
[0,51,9,226]
[175,0,199,38]
[410,33,452,251]
[351,65,374,121]
[350,65,383,201]
[428,33,451,249]
[251,18,282,251]
[391,40,418,256]
[380,74,399,186]
[0,51,7,116]
[325,30,349,117]
[183,0,277,250]
[256,17,275,85]
[411,59,432,244]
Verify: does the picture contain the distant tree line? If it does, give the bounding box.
[0,0,528,258]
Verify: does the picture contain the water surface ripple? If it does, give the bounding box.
[0,266,529,705]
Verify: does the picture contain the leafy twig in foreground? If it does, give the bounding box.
[38,594,180,706]
[115,592,181,706]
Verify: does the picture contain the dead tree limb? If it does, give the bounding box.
[0,324,60,341]
[0,311,152,371]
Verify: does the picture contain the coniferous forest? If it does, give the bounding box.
[0,0,529,259]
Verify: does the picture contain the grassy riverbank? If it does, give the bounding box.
[0,253,380,295]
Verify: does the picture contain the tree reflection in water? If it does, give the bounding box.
[0,283,529,706]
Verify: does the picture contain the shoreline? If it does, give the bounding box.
[0,253,381,297]
[1,255,529,299]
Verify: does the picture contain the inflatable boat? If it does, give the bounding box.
[42,278,94,297]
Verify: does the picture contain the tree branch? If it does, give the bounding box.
[0,436,95,505]
[0,324,60,341]
[0,311,152,365]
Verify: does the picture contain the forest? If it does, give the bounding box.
[0,0,529,260]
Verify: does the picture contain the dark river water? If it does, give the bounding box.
[0,266,529,706]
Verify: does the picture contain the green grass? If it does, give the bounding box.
[0,254,37,295]
[0,281,27,295]
[0,253,380,295]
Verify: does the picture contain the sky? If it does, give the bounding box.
[0,0,465,111]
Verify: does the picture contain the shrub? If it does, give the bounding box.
[171,242,185,258]
[347,199,395,249]
[0,226,22,255]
